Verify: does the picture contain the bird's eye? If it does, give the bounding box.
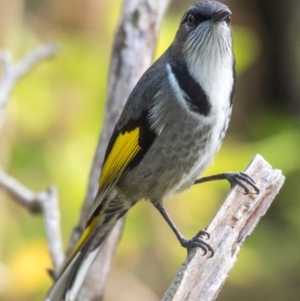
[187,14,195,26]
[225,15,231,25]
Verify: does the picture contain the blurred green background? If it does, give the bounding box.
[0,0,299,300]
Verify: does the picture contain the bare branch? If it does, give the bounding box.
[0,168,65,273]
[0,43,59,129]
[64,0,172,299]
[75,0,172,232]
[162,154,285,301]
[0,167,43,213]
[0,44,64,274]
[41,186,65,275]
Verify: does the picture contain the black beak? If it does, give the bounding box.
[212,9,231,23]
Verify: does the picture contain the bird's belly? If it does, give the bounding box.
[118,107,230,203]
[118,86,233,202]
[177,105,231,189]
[179,104,232,190]
[175,129,222,194]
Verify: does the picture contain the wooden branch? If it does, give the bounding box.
[0,168,43,213]
[0,169,64,274]
[162,155,285,301]
[0,44,59,129]
[71,0,172,236]
[63,0,172,300]
[41,186,65,276]
[0,44,64,275]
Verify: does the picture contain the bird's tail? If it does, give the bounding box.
[44,194,129,301]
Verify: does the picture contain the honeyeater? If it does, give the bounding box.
[45,1,259,300]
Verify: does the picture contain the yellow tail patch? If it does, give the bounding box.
[68,213,102,263]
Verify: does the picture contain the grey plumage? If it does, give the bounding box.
[118,1,234,202]
[45,1,238,300]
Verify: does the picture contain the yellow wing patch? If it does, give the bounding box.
[66,128,141,265]
[99,127,141,190]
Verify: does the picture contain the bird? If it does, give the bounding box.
[45,1,259,300]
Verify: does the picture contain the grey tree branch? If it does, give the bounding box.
[0,168,43,213]
[41,186,65,276]
[0,43,59,129]
[0,44,64,274]
[162,154,285,301]
[72,0,172,236]
[64,0,172,300]
[0,169,64,274]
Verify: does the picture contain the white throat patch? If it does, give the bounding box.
[183,22,234,115]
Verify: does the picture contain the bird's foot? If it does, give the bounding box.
[180,229,214,257]
[225,172,260,194]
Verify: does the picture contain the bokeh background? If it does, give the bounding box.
[0,0,299,300]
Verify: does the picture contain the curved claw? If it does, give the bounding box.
[226,172,260,194]
[180,236,214,257]
[196,229,210,240]
[240,172,256,184]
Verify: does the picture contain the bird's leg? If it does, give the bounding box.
[194,172,260,194]
[154,201,214,256]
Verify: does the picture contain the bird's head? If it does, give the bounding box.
[172,1,233,68]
